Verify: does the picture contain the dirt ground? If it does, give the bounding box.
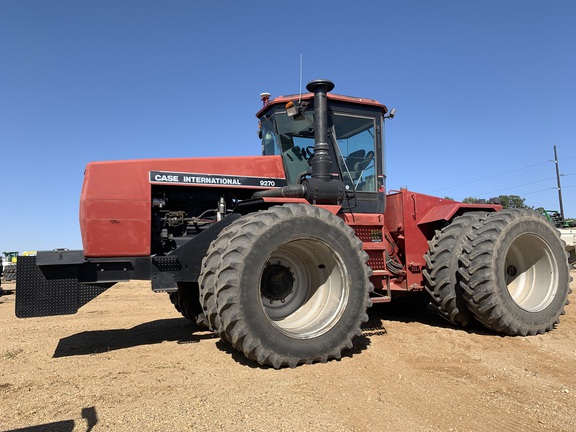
[1,274,575,432]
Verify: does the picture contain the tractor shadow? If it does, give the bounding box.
[214,321,383,369]
[214,336,374,370]
[52,303,492,365]
[368,298,495,336]
[52,316,373,368]
[53,318,214,358]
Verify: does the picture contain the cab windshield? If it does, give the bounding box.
[261,110,377,192]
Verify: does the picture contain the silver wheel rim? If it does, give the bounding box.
[505,233,558,312]
[259,237,349,339]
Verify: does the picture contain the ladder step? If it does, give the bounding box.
[370,295,391,303]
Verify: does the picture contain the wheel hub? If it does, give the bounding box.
[258,237,350,339]
[505,233,558,312]
[261,263,294,302]
[506,265,518,277]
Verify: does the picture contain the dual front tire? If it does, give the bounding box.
[198,204,373,368]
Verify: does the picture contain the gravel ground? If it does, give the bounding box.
[1,273,575,431]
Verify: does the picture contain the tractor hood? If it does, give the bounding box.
[80,155,286,257]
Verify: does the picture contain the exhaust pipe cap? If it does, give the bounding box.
[306,79,334,93]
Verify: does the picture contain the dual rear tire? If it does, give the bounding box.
[423,212,490,326]
[425,208,571,335]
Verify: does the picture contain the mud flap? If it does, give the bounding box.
[15,256,112,318]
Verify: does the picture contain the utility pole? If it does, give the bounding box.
[554,145,565,223]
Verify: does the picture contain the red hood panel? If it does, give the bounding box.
[80,156,285,257]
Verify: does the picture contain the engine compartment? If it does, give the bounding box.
[151,185,255,254]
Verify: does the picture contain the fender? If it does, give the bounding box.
[418,202,500,225]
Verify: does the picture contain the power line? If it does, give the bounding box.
[410,146,560,190]
[427,160,552,193]
[426,149,575,194]
[520,187,557,196]
[475,177,556,197]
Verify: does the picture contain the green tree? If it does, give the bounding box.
[498,195,528,209]
[460,194,541,210]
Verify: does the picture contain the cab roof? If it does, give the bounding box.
[256,92,388,117]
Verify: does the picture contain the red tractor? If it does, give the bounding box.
[16,80,571,368]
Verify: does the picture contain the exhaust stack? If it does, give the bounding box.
[253,79,344,205]
[306,79,334,182]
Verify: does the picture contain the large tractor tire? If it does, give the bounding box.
[169,282,208,328]
[423,211,490,326]
[2,265,16,282]
[198,204,373,368]
[459,208,571,336]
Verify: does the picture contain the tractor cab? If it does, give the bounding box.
[257,89,389,213]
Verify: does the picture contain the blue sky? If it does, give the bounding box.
[1,0,575,252]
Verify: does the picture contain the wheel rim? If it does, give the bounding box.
[505,233,558,312]
[259,237,349,339]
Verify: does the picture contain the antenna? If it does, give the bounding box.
[299,53,303,102]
